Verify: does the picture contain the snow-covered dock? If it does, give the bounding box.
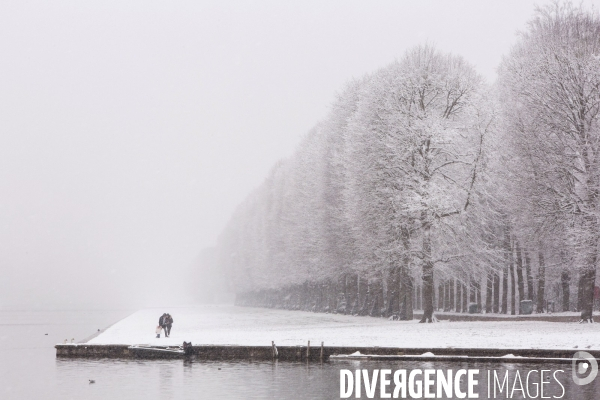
[55,343,599,362]
[83,305,599,350]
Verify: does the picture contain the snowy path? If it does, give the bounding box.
[87,305,600,350]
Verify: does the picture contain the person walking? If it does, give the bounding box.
[158,313,167,337]
[165,314,173,337]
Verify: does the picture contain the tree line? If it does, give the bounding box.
[215,3,600,323]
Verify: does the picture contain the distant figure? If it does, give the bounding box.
[165,314,173,337]
[155,325,162,338]
[157,313,167,338]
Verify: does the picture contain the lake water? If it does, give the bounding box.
[1,309,598,399]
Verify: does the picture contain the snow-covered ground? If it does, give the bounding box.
[87,305,600,350]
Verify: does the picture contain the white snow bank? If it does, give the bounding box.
[87,305,600,350]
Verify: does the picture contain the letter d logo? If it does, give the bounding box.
[572,351,598,386]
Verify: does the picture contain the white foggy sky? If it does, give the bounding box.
[1,0,598,309]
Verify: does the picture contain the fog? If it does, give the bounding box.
[1,0,596,310]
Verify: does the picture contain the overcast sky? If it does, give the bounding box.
[1,0,598,309]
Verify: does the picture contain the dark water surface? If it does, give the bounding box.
[1,309,598,399]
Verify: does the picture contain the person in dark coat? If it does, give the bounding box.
[165,314,173,337]
[158,313,167,336]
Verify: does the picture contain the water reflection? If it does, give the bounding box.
[4,309,597,399]
[50,358,600,400]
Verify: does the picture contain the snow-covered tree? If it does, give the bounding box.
[499,2,600,322]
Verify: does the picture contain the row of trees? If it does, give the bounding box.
[215,3,600,322]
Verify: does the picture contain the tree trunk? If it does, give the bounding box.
[510,245,516,315]
[315,284,322,312]
[536,251,545,313]
[561,270,571,312]
[419,215,435,323]
[356,276,363,315]
[346,274,358,315]
[577,274,584,312]
[386,266,400,317]
[579,159,599,321]
[444,280,450,311]
[581,246,597,322]
[317,283,324,312]
[339,276,347,313]
[579,265,596,322]
[309,282,316,310]
[432,278,437,313]
[456,282,462,313]
[300,282,307,311]
[449,279,455,312]
[328,279,337,313]
[399,228,413,320]
[469,278,476,303]
[369,279,383,317]
[502,223,510,314]
[399,266,413,321]
[493,271,500,313]
[462,282,468,313]
[485,271,493,313]
[475,279,482,312]
[524,250,534,303]
[501,266,508,314]
[515,241,525,310]
[359,279,370,316]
